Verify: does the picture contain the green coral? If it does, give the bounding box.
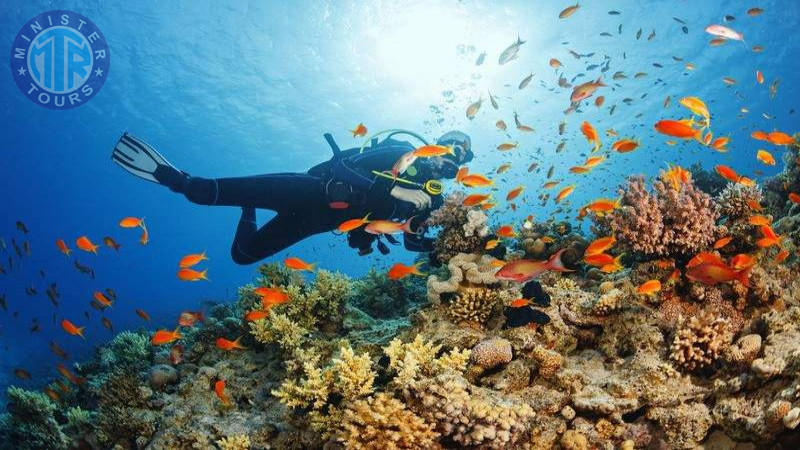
[348,267,429,319]
[98,330,151,372]
[0,386,68,450]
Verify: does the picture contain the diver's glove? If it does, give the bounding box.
[390,186,431,210]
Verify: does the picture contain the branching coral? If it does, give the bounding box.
[216,434,251,450]
[384,336,470,390]
[0,387,68,450]
[599,176,719,258]
[426,193,487,263]
[249,312,308,354]
[336,393,440,450]
[404,372,534,449]
[670,312,733,372]
[717,182,763,220]
[447,286,502,326]
[98,330,151,372]
[272,343,376,436]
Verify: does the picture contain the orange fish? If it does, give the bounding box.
[611,139,639,153]
[600,256,625,273]
[756,150,776,165]
[244,310,270,321]
[661,164,692,190]
[637,280,662,296]
[61,319,85,339]
[584,156,605,167]
[746,199,763,211]
[570,166,591,174]
[57,364,85,385]
[775,250,789,263]
[56,239,72,256]
[413,144,455,158]
[93,291,113,308]
[481,202,496,210]
[254,287,290,308]
[506,186,524,201]
[570,76,606,103]
[214,380,231,406]
[152,327,183,345]
[510,298,531,308]
[543,181,560,189]
[496,225,517,238]
[555,185,576,204]
[757,225,782,248]
[119,217,145,228]
[585,237,616,256]
[583,252,617,267]
[179,251,208,268]
[388,261,425,280]
[580,121,601,151]
[789,193,800,204]
[216,336,246,351]
[135,309,151,321]
[751,130,769,141]
[456,167,469,182]
[463,194,492,207]
[284,257,315,271]
[715,165,741,183]
[654,259,674,269]
[584,199,619,215]
[350,123,367,137]
[364,218,416,235]
[713,236,733,249]
[710,136,730,152]
[459,173,494,187]
[178,311,205,327]
[748,215,772,226]
[767,131,795,146]
[485,239,501,250]
[170,344,184,365]
[729,254,756,271]
[75,236,99,254]
[594,96,605,107]
[686,261,750,287]
[139,227,150,245]
[177,268,209,281]
[497,141,519,151]
[756,70,764,84]
[654,120,701,140]
[495,249,572,282]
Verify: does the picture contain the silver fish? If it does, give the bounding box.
[475,51,486,66]
[489,91,499,109]
[519,73,533,90]
[498,36,525,65]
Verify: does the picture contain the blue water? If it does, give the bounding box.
[1,0,798,401]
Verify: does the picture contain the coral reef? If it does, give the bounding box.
[426,193,490,263]
[0,386,68,450]
[598,175,719,258]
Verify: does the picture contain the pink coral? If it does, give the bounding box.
[601,176,719,258]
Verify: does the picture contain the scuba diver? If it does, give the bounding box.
[111,129,473,265]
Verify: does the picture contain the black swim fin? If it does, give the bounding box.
[112,132,186,191]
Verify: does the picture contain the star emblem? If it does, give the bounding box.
[94,68,103,77]
[17,67,26,76]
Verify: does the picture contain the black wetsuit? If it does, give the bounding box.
[178,137,441,265]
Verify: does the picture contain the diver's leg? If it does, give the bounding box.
[230,209,334,265]
[183,173,326,211]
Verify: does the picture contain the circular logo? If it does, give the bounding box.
[10,10,110,109]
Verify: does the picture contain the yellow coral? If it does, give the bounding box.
[384,336,470,389]
[249,312,307,352]
[532,346,563,378]
[331,345,375,399]
[336,393,440,450]
[216,434,251,450]
[447,286,501,326]
[670,312,733,371]
[272,360,333,410]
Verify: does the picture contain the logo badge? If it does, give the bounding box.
[10,10,110,109]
